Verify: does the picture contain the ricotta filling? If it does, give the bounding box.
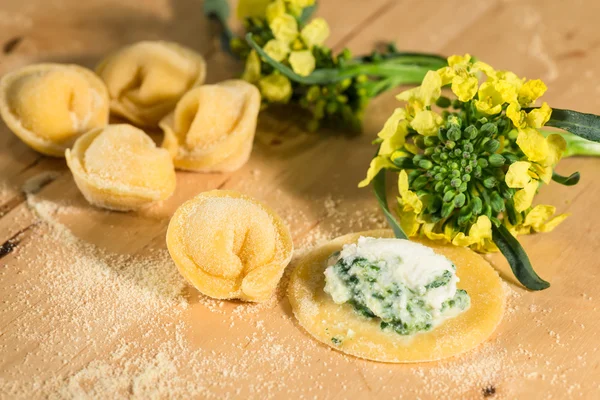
[324,237,470,335]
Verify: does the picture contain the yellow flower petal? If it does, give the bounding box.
[451,75,478,102]
[270,14,298,44]
[289,50,316,76]
[524,205,556,229]
[526,102,552,128]
[241,50,261,83]
[538,213,569,233]
[507,102,526,129]
[258,73,292,103]
[448,54,471,67]
[518,79,547,106]
[396,71,441,108]
[265,0,286,23]
[506,161,532,188]
[237,0,272,19]
[516,128,548,163]
[473,61,496,78]
[531,163,552,184]
[263,39,290,62]
[410,110,443,136]
[398,209,420,237]
[494,70,524,91]
[378,109,408,155]
[469,215,493,242]
[475,81,506,115]
[421,222,448,242]
[397,170,423,213]
[437,66,454,86]
[419,70,443,106]
[300,17,329,48]
[451,232,473,247]
[545,133,566,166]
[358,156,394,188]
[397,169,410,195]
[513,180,538,212]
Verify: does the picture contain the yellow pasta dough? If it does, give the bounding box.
[96,41,206,127]
[288,230,505,363]
[0,63,109,157]
[166,190,293,302]
[65,124,176,211]
[160,80,260,172]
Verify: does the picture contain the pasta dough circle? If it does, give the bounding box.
[96,41,206,127]
[65,124,176,211]
[160,80,260,172]
[166,190,293,302]
[288,230,505,363]
[0,63,109,157]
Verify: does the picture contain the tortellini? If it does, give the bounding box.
[0,63,109,157]
[160,80,260,172]
[96,41,206,127]
[65,124,176,211]
[166,190,293,302]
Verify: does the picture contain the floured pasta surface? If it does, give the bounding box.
[160,80,260,172]
[0,63,109,157]
[65,124,176,211]
[96,41,206,126]
[166,190,293,302]
[288,230,505,363]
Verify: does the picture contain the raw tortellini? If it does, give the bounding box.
[160,80,260,172]
[166,190,293,302]
[0,63,109,157]
[96,41,206,127]
[66,124,176,211]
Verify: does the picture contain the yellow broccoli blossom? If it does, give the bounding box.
[269,13,298,44]
[475,80,518,115]
[377,108,409,155]
[265,0,286,23]
[358,156,395,188]
[258,72,292,102]
[451,216,493,247]
[263,39,290,62]
[396,70,441,112]
[410,110,443,136]
[242,50,261,83]
[237,0,272,19]
[300,18,330,48]
[437,54,482,102]
[518,79,547,107]
[289,50,316,76]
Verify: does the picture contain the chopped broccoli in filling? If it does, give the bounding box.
[324,237,471,336]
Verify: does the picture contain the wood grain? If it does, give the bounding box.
[1,0,599,398]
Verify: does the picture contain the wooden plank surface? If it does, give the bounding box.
[1,0,600,398]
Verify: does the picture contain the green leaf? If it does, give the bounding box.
[372,169,408,240]
[246,33,448,86]
[299,3,317,24]
[492,224,550,291]
[552,171,580,186]
[536,108,600,143]
[204,0,233,54]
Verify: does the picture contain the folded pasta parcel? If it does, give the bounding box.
[166,190,293,302]
[160,80,261,172]
[96,41,206,127]
[0,63,109,157]
[66,124,176,211]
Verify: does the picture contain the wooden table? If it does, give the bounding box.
[1,0,599,398]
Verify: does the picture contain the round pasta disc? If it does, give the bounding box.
[287,230,505,363]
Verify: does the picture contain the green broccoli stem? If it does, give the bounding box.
[540,130,600,158]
